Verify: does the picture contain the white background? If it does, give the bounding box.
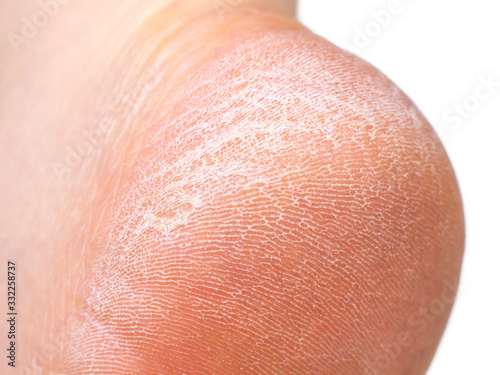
[299,0,500,373]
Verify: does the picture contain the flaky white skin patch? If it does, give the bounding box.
[61,28,463,375]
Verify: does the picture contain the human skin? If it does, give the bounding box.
[0,0,464,374]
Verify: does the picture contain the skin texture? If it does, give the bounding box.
[0,0,464,374]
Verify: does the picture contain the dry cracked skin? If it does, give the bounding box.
[0,0,464,374]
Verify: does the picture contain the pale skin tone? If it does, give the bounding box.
[0,1,464,374]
